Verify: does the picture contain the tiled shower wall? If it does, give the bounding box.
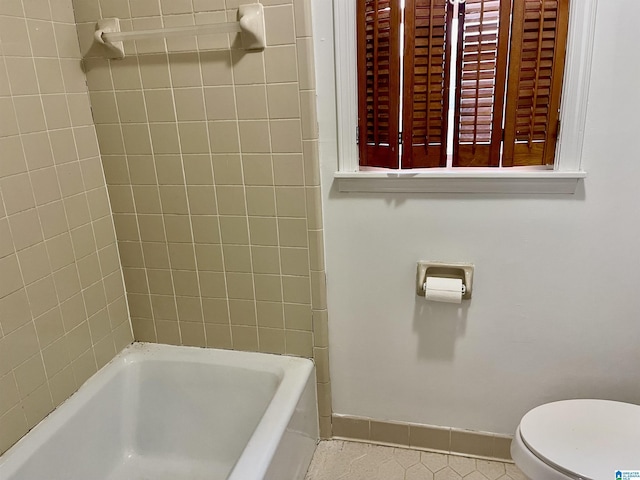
[0,0,132,454]
[75,0,331,435]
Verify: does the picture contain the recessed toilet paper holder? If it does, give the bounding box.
[416,262,474,300]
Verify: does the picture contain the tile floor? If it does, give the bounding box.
[305,440,526,480]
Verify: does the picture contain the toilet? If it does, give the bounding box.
[511,399,640,480]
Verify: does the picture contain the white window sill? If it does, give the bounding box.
[334,170,587,194]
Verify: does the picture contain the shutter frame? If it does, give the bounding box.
[503,0,570,167]
[357,0,402,169]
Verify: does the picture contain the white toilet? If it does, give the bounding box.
[511,399,640,480]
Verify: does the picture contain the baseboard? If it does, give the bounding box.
[331,414,513,462]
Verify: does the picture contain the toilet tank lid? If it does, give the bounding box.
[520,399,640,480]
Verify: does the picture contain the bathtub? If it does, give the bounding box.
[0,343,319,480]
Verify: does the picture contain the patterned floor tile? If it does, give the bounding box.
[305,440,524,480]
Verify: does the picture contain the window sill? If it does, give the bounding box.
[334,170,587,194]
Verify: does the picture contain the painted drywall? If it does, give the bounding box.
[315,0,640,435]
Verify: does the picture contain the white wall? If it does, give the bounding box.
[314,0,640,435]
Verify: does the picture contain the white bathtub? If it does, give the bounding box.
[0,343,319,480]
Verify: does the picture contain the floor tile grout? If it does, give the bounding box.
[305,440,526,480]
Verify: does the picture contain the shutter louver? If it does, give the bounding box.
[452,0,511,167]
[357,0,402,168]
[401,0,452,168]
[503,0,570,167]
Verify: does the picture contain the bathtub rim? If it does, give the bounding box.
[0,342,317,480]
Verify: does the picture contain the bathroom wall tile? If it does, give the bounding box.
[231,325,258,351]
[204,86,237,120]
[275,187,306,218]
[0,0,130,452]
[258,327,285,354]
[200,50,233,86]
[265,45,298,83]
[66,0,328,446]
[231,50,265,85]
[0,290,32,335]
[246,187,276,217]
[208,121,240,153]
[248,217,278,246]
[217,187,247,216]
[235,85,268,120]
[293,0,312,37]
[270,119,302,153]
[450,429,494,458]
[312,309,328,348]
[267,83,300,119]
[15,367,48,419]
[273,154,304,186]
[18,243,51,286]
[371,420,410,446]
[265,5,296,46]
[251,246,280,274]
[313,347,330,383]
[242,154,274,186]
[333,415,370,441]
[285,329,312,357]
[238,121,271,154]
[180,322,206,347]
[211,155,242,185]
[1,174,35,215]
[283,302,311,330]
[204,324,231,349]
[493,435,513,461]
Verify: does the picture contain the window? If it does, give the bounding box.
[357,0,570,170]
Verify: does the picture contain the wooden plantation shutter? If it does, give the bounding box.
[357,0,402,168]
[503,0,570,166]
[452,0,510,167]
[401,0,452,168]
[356,0,571,170]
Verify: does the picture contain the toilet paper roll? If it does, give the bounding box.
[424,277,463,304]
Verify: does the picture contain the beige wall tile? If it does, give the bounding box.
[208,121,240,153]
[285,329,312,357]
[450,429,494,458]
[222,244,251,273]
[284,302,311,331]
[0,0,130,452]
[231,325,258,351]
[293,0,312,37]
[312,309,328,347]
[493,435,513,460]
[204,86,237,120]
[370,420,410,446]
[204,323,232,349]
[258,327,285,354]
[270,119,302,153]
[332,415,370,441]
[264,5,296,46]
[235,85,268,120]
[265,45,298,83]
[273,154,304,186]
[267,83,300,119]
[238,121,271,154]
[231,50,265,85]
[65,0,328,448]
[246,186,276,216]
